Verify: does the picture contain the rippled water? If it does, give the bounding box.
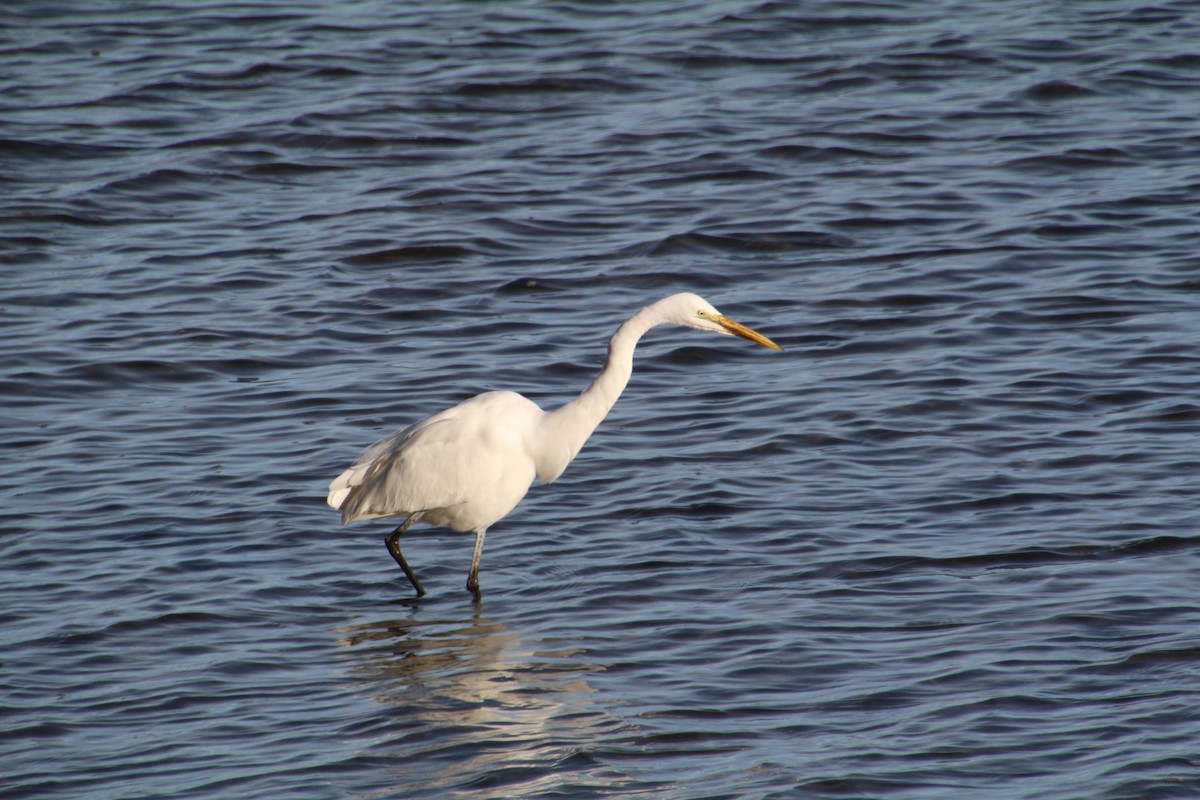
[5,1,1200,798]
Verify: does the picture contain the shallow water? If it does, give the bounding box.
[5,1,1200,798]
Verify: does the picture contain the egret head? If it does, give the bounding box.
[660,292,783,351]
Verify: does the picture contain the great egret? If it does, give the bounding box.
[327,292,781,597]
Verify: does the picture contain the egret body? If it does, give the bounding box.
[327,292,781,596]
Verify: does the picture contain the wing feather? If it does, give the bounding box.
[327,391,544,528]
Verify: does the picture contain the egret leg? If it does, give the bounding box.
[466,528,487,596]
[385,515,425,597]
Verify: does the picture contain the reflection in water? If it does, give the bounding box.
[333,605,635,797]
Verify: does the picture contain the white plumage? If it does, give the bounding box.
[328,292,781,596]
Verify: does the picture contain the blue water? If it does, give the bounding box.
[5,1,1200,798]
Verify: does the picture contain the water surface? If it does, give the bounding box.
[4,1,1200,798]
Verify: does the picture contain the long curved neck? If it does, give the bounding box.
[534,306,662,481]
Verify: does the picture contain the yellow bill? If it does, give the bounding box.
[714,314,783,351]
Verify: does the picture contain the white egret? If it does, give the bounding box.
[327,292,782,597]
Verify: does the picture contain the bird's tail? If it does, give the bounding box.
[327,463,369,515]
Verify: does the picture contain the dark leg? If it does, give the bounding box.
[466,528,486,597]
[385,515,425,597]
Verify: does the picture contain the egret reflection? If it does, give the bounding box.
[333,607,632,796]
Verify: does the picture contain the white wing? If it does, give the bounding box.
[328,391,545,529]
